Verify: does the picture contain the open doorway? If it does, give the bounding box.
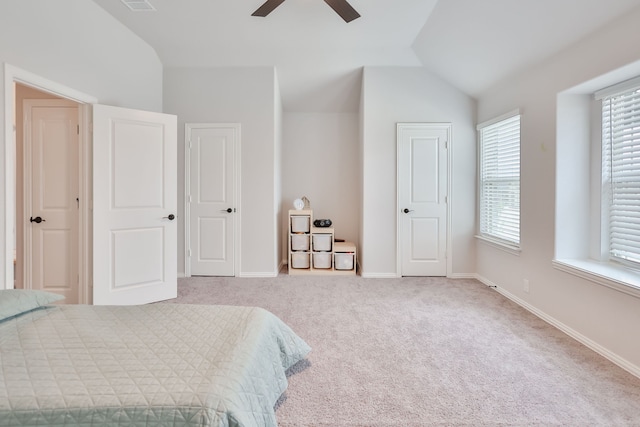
[4,65,95,303]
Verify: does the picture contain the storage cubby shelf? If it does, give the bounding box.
[288,209,356,275]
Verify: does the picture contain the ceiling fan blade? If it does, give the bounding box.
[252,0,286,17]
[324,0,360,22]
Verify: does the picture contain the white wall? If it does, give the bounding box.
[281,112,360,262]
[0,0,163,288]
[476,8,640,373]
[0,1,162,111]
[163,67,279,277]
[360,67,477,277]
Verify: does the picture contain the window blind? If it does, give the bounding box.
[603,85,640,266]
[479,114,521,246]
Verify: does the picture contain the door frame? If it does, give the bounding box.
[396,122,453,277]
[4,64,95,303]
[183,123,241,278]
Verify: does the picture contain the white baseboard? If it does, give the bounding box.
[475,274,640,380]
[238,271,279,278]
[448,273,476,279]
[360,272,399,278]
[177,272,185,279]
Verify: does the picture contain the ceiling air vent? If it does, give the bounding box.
[120,0,156,12]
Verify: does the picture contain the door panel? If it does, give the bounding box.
[93,104,177,305]
[187,124,238,276]
[112,228,164,288]
[410,218,440,261]
[25,100,79,303]
[398,123,449,276]
[112,122,164,208]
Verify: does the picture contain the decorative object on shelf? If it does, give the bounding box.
[301,196,311,209]
[293,198,304,210]
[313,219,332,227]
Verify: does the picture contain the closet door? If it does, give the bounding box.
[186,123,239,277]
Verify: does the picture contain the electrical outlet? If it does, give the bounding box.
[523,279,530,294]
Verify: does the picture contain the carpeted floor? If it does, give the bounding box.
[166,275,640,426]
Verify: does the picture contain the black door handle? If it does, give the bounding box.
[403,208,414,214]
[163,214,175,220]
[220,208,233,213]
[30,216,45,224]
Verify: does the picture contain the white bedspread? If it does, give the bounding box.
[0,304,310,426]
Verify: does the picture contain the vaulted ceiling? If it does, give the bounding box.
[93,0,640,112]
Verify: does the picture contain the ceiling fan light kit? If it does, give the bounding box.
[252,0,360,23]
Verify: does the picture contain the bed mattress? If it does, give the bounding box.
[0,303,310,426]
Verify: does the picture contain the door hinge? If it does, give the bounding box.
[445,196,448,204]
[188,139,192,149]
[77,124,80,135]
[187,249,191,257]
[444,140,448,149]
[187,195,192,203]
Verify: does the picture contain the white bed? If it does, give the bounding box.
[0,290,310,427]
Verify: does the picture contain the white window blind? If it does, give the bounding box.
[602,84,640,267]
[478,114,521,246]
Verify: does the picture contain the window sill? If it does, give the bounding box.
[552,259,640,299]
[475,235,521,256]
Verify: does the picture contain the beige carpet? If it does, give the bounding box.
[166,275,640,426]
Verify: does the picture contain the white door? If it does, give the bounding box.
[186,124,238,276]
[397,123,449,276]
[92,104,177,305]
[24,100,79,303]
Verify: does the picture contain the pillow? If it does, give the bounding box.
[0,289,64,321]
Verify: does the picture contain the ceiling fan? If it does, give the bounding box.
[252,0,360,23]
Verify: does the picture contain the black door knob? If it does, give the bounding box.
[30,216,45,224]
[163,214,175,220]
[226,208,233,213]
[403,208,414,214]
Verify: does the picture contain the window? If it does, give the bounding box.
[477,112,521,248]
[554,73,640,297]
[601,82,640,268]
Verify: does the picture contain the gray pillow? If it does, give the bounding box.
[0,289,64,321]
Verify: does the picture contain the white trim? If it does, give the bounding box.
[238,271,278,278]
[594,75,640,100]
[475,274,640,380]
[3,64,96,294]
[448,272,477,279]
[184,123,241,278]
[475,234,522,255]
[360,272,398,279]
[476,108,521,130]
[552,259,640,299]
[396,122,452,277]
[79,104,92,305]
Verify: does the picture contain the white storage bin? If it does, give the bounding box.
[291,252,310,269]
[334,252,354,270]
[313,252,332,269]
[291,234,310,251]
[291,216,310,233]
[312,234,332,251]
